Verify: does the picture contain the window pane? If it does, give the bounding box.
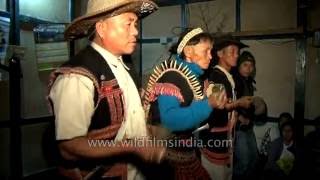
[0,17,10,121]
[22,123,51,175]
[0,0,6,12]
[19,0,70,23]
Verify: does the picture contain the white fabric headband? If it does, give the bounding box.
[177,27,204,55]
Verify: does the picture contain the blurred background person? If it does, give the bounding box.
[263,115,300,180]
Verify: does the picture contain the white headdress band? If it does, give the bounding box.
[177,27,204,55]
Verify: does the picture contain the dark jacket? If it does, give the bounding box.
[232,70,256,130]
[199,67,234,165]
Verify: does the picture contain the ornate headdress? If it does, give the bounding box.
[177,27,204,55]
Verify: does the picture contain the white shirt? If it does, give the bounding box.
[214,65,236,101]
[49,43,146,140]
[280,141,294,160]
[254,122,280,152]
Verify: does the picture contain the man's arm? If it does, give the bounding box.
[50,74,164,163]
[225,96,253,110]
[158,95,213,131]
[49,74,94,140]
[58,136,163,163]
[158,92,226,132]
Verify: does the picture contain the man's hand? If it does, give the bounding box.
[238,114,250,125]
[225,96,253,110]
[134,138,166,163]
[58,135,166,164]
[208,91,227,109]
[236,96,253,109]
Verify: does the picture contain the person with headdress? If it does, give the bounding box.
[46,0,165,179]
[199,35,253,180]
[142,27,227,179]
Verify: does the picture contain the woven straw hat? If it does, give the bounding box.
[65,0,158,40]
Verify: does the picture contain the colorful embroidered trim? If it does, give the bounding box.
[47,67,125,127]
[174,159,210,180]
[143,59,204,118]
[201,148,231,165]
[88,124,122,140]
[47,67,101,113]
[147,83,184,103]
[100,79,124,125]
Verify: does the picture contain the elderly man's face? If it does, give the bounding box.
[97,12,138,56]
[218,45,239,69]
[187,40,213,69]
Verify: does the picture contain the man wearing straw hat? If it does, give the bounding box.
[47,0,165,179]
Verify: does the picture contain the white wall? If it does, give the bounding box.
[242,39,296,117]
[142,5,181,38]
[141,43,172,85]
[140,5,181,86]
[241,0,296,31]
[188,0,235,32]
